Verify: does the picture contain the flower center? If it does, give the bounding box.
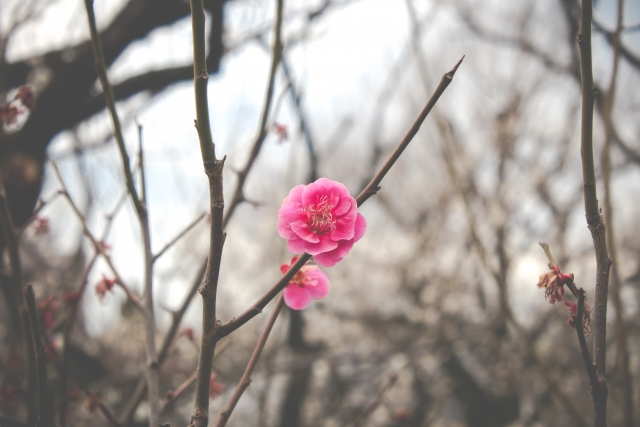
[290,266,318,287]
[302,195,335,235]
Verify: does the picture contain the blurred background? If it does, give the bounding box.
[1,0,639,426]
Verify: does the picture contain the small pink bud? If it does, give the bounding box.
[0,104,21,126]
[272,122,289,143]
[95,275,116,300]
[16,85,36,111]
[209,373,225,399]
[33,217,50,236]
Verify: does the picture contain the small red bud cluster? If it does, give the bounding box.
[272,122,288,143]
[33,217,50,236]
[96,275,116,300]
[37,295,59,330]
[0,85,36,129]
[537,264,573,304]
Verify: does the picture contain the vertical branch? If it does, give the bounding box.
[601,1,633,425]
[577,1,611,425]
[24,285,53,427]
[190,0,216,164]
[214,296,285,427]
[0,170,35,425]
[189,1,226,426]
[82,2,159,424]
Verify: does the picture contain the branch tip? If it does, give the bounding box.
[447,55,465,77]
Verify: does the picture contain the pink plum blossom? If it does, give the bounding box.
[281,256,330,310]
[277,178,366,267]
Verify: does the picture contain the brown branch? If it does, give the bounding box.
[188,0,227,423]
[577,2,611,425]
[0,168,35,423]
[161,372,197,414]
[601,1,633,425]
[49,160,143,309]
[153,213,206,262]
[119,259,208,425]
[214,296,285,427]
[15,192,60,237]
[356,56,463,206]
[352,373,398,427]
[223,0,284,228]
[59,252,98,426]
[573,289,608,424]
[593,19,640,71]
[83,0,143,216]
[216,56,464,341]
[24,285,53,427]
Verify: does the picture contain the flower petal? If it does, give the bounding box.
[312,239,355,267]
[287,238,306,254]
[290,221,320,243]
[304,269,330,299]
[303,235,338,255]
[353,213,367,242]
[284,285,312,310]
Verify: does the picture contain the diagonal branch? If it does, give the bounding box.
[214,296,285,427]
[153,213,206,262]
[216,56,464,341]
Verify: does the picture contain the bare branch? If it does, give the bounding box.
[577,2,612,424]
[214,296,285,427]
[154,213,206,263]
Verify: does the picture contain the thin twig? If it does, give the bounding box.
[573,288,607,417]
[215,57,464,341]
[440,133,587,426]
[161,340,230,415]
[15,192,61,237]
[59,252,98,426]
[577,1,611,425]
[214,296,285,427]
[352,373,398,427]
[0,169,35,423]
[82,0,144,215]
[98,402,123,427]
[81,6,160,418]
[162,371,197,414]
[223,0,284,228]
[356,56,463,206]
[49,160,143,309]
[601,1,633,425]
[24,285,53,427]
[118,259,208,424]
[153,213,206,262]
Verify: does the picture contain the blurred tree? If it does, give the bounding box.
[0,0,224,231]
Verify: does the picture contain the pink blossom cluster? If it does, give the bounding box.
[277,178,366,310]
[537,264,573,304]
[281,256,330,310]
